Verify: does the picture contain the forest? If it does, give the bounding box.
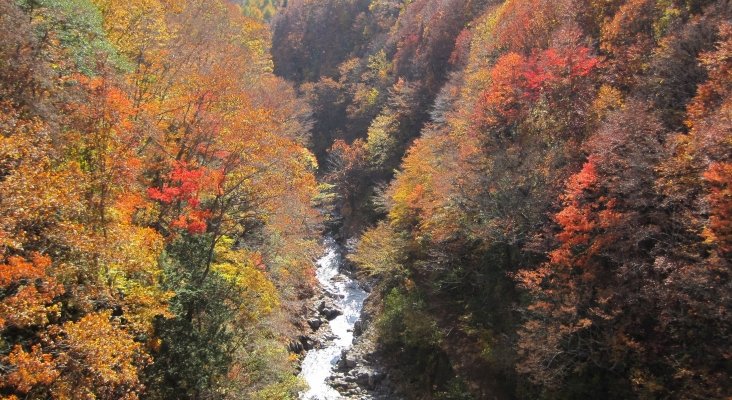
[0,0,730,399]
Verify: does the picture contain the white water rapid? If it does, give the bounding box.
[299,238,368,400]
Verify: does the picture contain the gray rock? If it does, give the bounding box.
[307,318,322,330]
[349,366,386,390]
[299,335,316,351]
[355,370,371,386]
[353,319,366,337]
[287,340,303,353]
[337,349,358,370]
[321,307,342,320]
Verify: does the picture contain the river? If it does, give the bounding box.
[299,237,368,400]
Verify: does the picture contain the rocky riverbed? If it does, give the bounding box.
[296,238,398,400]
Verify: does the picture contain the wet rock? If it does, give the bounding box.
[353,319,365,337]
[321,307,342,320]
[299,335,316,351]
[324,291,343,300]
[307,318,322,330]
[287,340,303,353]
[337,349,358,370]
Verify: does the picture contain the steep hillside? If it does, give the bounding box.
[0,1,319,399]
[273,0,732,398]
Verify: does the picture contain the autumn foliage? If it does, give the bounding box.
[0,0,318,399]
[323,0,732,398]
[2,0,731,398]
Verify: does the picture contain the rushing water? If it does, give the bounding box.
[299,238,368,400]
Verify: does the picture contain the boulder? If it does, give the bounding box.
[307,318,322,330]
[351,367,385,390]
[355,370,371,387]
[299,335,316,351]
[353,319,366,337]
[337,350,358,370]
[287,340,303,353]
[321,307,342,320]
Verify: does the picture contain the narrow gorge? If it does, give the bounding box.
[298,237,394,400]
[0,1,729,399]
